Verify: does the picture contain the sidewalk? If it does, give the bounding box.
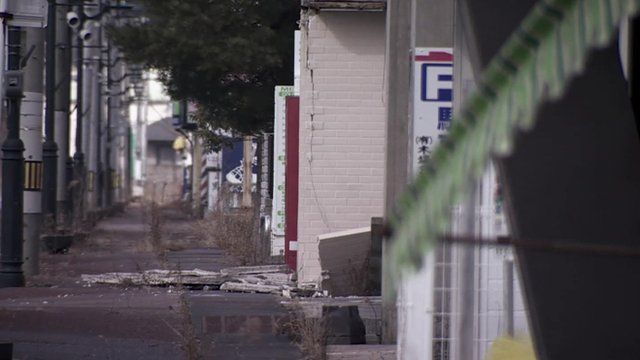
[0,202,300,359]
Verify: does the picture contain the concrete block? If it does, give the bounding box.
[326,345,396,360]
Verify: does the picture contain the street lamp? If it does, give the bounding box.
[0,27,25,288]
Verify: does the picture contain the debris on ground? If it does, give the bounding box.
[81,269,229,288]
[81,264,327,298]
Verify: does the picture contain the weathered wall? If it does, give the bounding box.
[145,143,181,203]
[298,11,386,284]
[318,227,371,296]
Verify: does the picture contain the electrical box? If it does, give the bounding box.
[3,71,24,99]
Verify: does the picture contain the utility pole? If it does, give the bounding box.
[96,19,104,209]
[121,66,132,203]
[133,75,145,197]
[125,126,132,200]
[104,39,113,207]
[117,64,132,203]
[0,26,25,287]
[87,22,100,210]
[382,0,412,344]
[21,27,45,276]
[109,47,121,204]
[73,0,86,225]
[117,61,128,203]
[382,0,456,350]
[43,0,59,230]
[242,136,253,208]
[140,82,148,188]
[82,53,94,211]
[55,2,72,227]
[394,1,456,359]
[73,0,133,210]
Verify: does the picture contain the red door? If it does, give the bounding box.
[284,96,299,271]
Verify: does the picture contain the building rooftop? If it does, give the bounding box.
[146,117,179,142]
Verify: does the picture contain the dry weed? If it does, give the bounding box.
[277,304,327,360]
[140,199,169,256]
[175,268,202,360]
[163,264,203,359]
[178,293,202,360]
[148,200,163,251]
[195,208,266,266]
[162,291,203,360]
[345,256,371,296]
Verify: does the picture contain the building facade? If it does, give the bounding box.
[297,4,387,284]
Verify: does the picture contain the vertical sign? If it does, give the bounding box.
[208,172,219,211]
[205,152,221,212]
[203,151,219,211]
[171,101,182,127]
[21,92,44,213]
[221,139,243,186]
[412,48,454,175]
[294,31,301,95]
[271,86,294,255]
[284,96,300,271]
[6,0,46,28]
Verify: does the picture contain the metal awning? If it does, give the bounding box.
[301,0,386,11]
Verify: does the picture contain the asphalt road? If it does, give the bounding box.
[0,202,300,360]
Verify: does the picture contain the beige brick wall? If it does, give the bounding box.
[297,11,386,284]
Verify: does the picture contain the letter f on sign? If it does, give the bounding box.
[422,63,453,102]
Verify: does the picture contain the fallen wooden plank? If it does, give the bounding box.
[326,345,396,360]
[220,265,291,276]
[81,267,290,287]
[81,270,229,287]
[219,281,284,295]
[145,269,222,277]
[238,273,293,286]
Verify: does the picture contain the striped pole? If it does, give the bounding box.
[200,152,208,209]
[191,135,202,215]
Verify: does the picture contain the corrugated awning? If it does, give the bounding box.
[388,0,640,280]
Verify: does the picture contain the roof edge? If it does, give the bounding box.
[302,0,386,11]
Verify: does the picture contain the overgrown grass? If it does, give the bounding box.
[195,206,268,266]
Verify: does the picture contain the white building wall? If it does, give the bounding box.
[297,11,386,284]
[468,166,530,360]
[130,70,172,196]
